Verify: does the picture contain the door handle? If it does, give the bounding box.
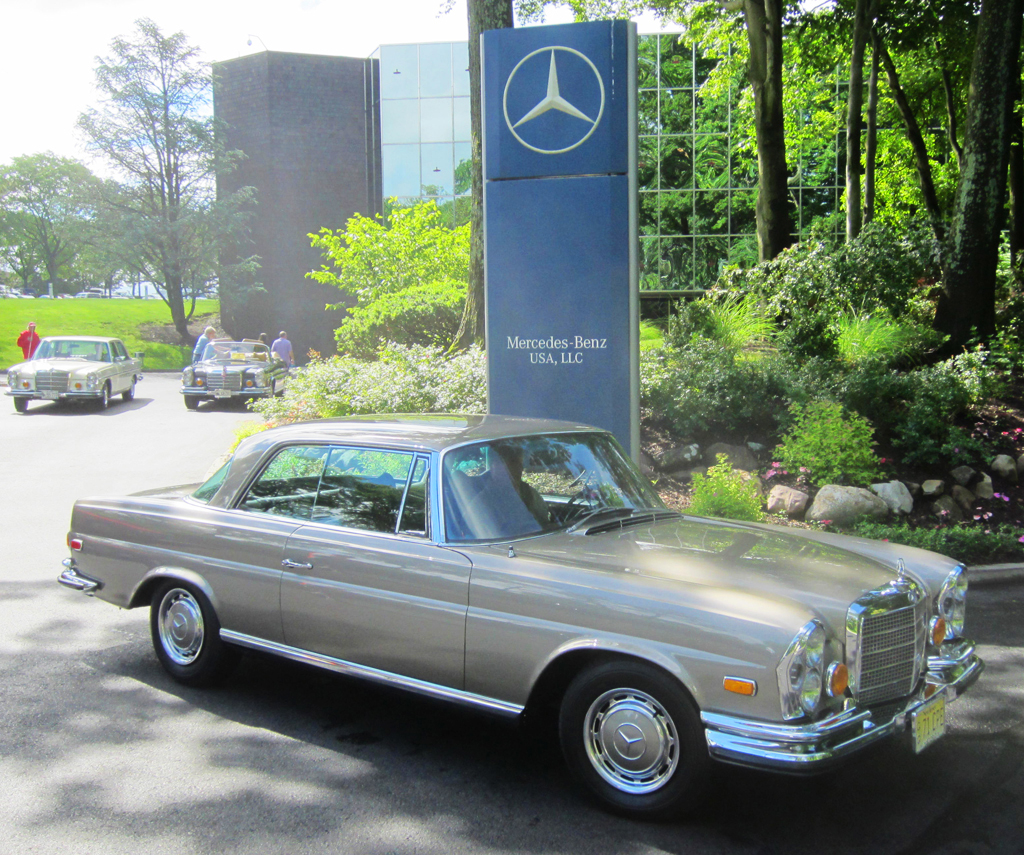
[282,559,313,570]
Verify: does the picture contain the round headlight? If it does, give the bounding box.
[937,567,968,639]
[8,370,18,385]
[778,620,830,720]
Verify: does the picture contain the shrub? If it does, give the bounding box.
[832,312,937,366]
[850,521,1024,565]
[689,454,764,521]
[250,343,486,424]
[668,293,774,353]
[775,400,882,487]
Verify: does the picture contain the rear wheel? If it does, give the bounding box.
[122,379,136,402]
[13,397,28,413]
[558,660,711,819]
[150,581,238,687]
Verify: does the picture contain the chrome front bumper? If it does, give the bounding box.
[702,641,984,772]
[58,559,102,595]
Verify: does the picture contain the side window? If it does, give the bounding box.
[312,447,414,533]
[397,456,430,537]
[238,446,328,520]
[113,341,129,360]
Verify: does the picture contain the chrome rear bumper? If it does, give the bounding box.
[702,641,983,772]
[58,559,102,595]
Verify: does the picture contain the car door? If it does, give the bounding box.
[279,449,472,690]
[109,340,131,392]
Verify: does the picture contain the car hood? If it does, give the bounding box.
[18,357,103,375]
[510,513,960,630]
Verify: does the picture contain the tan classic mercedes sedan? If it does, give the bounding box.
[58,415,983,818]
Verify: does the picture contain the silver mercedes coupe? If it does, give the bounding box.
[58,415,983,818]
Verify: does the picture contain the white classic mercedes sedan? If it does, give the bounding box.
[58,415,983,818]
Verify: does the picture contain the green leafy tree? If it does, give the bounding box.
[78,19,256,341]
[307,200,471,355]
[0,153,100,294]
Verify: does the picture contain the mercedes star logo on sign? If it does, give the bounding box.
[503,46,606,154]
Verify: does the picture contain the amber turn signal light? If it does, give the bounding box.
[826,662,849,698]
[930,617,947,646]
[724,677,757,696]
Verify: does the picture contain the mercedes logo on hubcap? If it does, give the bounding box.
[613,723,647,760]
[503,46,606,154]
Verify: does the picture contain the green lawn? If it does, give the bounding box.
[1,298,219,370]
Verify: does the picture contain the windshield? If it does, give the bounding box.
[33,339,110,362]
[441,432,664,542]
[201,341,271,362]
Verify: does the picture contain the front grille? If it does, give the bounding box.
[206,372,241,391]
[35,371,69,393]
[848,579,927,706]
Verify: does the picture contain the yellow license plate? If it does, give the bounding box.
[911,693,946,753]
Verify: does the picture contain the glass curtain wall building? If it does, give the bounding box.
[376,35,842,292]
[374,42,473,226]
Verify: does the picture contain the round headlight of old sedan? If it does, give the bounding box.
[778,620,830,719]
[182,367,194,384]
[937,566,968,639]
[8,370,19,386]
[85,373,100,389]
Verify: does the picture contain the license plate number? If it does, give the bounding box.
[41,392,59,400]
[214,390,233,398]
[911,693,946,753]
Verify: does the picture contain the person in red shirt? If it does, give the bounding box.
[17,322,41,359]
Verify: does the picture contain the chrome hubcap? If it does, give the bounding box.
[158,588,204,665]
[584,688,679,794]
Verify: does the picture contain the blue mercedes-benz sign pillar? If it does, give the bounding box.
[482,20,639,459]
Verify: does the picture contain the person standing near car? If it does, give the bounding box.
[271,331,294,369]
[192,326,216,364]
[16,322,41,359]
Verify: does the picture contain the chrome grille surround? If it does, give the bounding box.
[34,370,70,393]
[205,371,242,391]
[846,576,928,706]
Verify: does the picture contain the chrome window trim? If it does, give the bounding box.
[220,629,524,717]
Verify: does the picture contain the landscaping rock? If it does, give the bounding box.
[991,454,1019,483]
[974,473,994,500]
[1018,454,1024,477]
[704,442,760,472]
[767,485,809,517]
[806,485,889,526]
[870,481,914,516]
[950,484,975,513]
[904,481,921,497]
[640,451,656,479]
[658,443,701,474]
[932,495,964,523]
[921,479,945,497]
[950,465,976,487]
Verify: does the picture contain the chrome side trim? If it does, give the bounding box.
[57,559,101,595]
[220,629,525,718]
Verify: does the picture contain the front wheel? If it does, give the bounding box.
[13,397,29,413]
[150,581,238,687]
[97,383,110,410]
[559,660,711,819]
[184,395,200,410]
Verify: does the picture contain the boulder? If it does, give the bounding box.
[950,465,976,487]
[767,485,810,517]
[932,495,964,523]
[1018,454,1023,477]
[950,484,975,513]
[806,485,889,526]
[704,442,760,472]
[870,481,914,516]
[973,473,994,500]
[640,451,657,479]
[990,454,1019,483]
[921,479,945,497]
[658,443,701,474]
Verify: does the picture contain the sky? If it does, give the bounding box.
[0,0,667,169]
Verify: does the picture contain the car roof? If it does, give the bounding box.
[235,414,606,457]
[40,336,121,343]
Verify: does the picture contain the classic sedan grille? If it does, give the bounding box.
[848,581,927,706]
[205,372,242,391]
[35,371,70,393]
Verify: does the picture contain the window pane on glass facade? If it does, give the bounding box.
[454,141,471,194]
[420,43,453,97]
[659,191,691,236]
[453,97,471,141]
[639,236,661,290]
[421,98,453,143]
[453,42,471,96]
[381,99,420,144]
[694,237,729,289]
[693,191,729,235]
[380,45,420,98]
[661,237,693,290]
[659,137,692,190]
[421,143,454,195]
[382,145,421,197]
[660,89,693,136]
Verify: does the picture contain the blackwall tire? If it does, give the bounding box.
[150,581,238,687]
[184,396,200,410]
[558,660,711,819]
[13,397,29,413]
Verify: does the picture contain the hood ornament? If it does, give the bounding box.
[896,558,907,580]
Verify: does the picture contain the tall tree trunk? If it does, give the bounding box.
[878,39,946,243]
[743,0,793,261]
[455,0,514,351]
[1008,110,1024,269]
[864,29,880,226]
[941,65,965,171]
[935,0,1024,348]
[845,0,872,241]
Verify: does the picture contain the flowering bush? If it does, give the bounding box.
[689,454,764,522]
[775,401,883,487]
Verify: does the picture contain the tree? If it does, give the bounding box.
[0,153,99,293]
[934,0,1024,347]
[78,19,255,342]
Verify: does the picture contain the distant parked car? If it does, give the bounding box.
[181,340,288,409]
[6,336,143,413]
[74,289,107,298]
